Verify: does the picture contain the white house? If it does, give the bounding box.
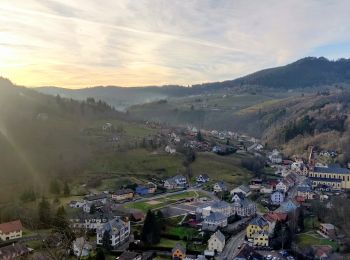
[0,220,23,241]
[70,213,112,230]
[165,145,176,154]
[73,237,92,257]
[164,175,187,189]
[96,217,130,248]
[202,212,227,230]
[208,230,225,253]
[213,181,227,193]
[196,174,210,183]
[269,149,282,164]
[276,180,288,193]
[69,201,85,208]
[271,191,284,205]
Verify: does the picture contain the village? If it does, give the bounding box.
[1,123,350,260]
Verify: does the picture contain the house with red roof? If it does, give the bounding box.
[0,220,23,241]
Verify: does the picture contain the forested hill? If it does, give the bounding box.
[0,77,123,202]
[194,57,350,90]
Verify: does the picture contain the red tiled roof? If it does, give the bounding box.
[264,212,288,222]
[0,220,22,234]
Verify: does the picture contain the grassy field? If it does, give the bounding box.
[125,191,199,212]
[166,226,199,240]
[296,232,339,250]
[157,238,186,248]
[191,152,252,187]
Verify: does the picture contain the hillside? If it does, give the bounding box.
[193,57,350,90]
[0,78,154,203]
[36,57,350,112]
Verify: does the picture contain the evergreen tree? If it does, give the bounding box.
[95,248,105,260]
[90,204,96,214]
[38,197,51,228]
[102,230,112,250]
[298,208,305,232]
[141,210,161,244]
[196,131,203,141]
[63,182,70,196]
[49,179,60,195]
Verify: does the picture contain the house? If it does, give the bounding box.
[309,166,350,190]
[260,186,273,194]
[165,145,176,154]
[297,183,314,200]
[213,181,227,193]
[211,200,232,217]
[0,243,32,259]
[319,223,336,239]
[69,200,85,208]
[232,194,256,217]
[102,122,113,131]
[73,237,92,257]
[84,193,108,204]
[196,174,210,183]
[269,149,282,164]
[119,251,142,260]
[230,185,251,197]
[164,175,187,189]
[252,230,269,247]
[263,212,288,233]
[0,220,23,241]
[208,230,225,253]
[135,183,157,196]
[83,200,104,213]
[276,180,288,193]
[234,244,263,260]
[277,199,299,213]
[172,243,186,260]
[96,217,130,248]
[203,212,228,230]
[270,191,284,205]
[246,216,269,239]
[112,189,134,201]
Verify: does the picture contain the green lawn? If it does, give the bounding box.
[191,152,252,186]
[125,191,199,212]
[156,238,186,248]
[166,226,199,239]
[296,232,339,250]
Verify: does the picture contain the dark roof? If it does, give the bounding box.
[234,244,263,260]
[314,166,350,174]
[0,243,31,258]
[310,177,342,183]
[172,243,186,254]
[249,216,268,228]
[119,251,141,260]
[204,212,227,222]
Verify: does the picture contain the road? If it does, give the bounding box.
[217,230,246,260]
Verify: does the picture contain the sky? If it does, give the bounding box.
[1,0,350,88]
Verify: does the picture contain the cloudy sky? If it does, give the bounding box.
[1,0,350,88]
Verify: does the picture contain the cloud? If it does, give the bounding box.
[1,0,350,88]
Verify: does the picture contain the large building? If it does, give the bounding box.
[96,217,130,248]
[0,220,23,241]
[309,166,350,190]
